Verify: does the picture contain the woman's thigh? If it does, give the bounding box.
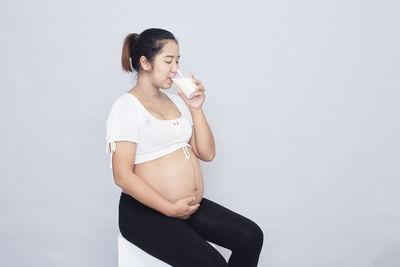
[118,192,227,267]
[186,197,264,254]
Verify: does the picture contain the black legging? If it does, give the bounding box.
[119,192,264,266]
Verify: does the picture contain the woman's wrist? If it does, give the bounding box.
[189,107,202,114]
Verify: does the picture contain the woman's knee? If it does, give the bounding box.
[240,220,264,252]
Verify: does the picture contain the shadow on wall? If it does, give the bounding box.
[373,241,400,267]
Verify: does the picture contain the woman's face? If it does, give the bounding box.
[149,40,180,89]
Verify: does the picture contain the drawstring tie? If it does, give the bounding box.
[173,120,190,159]
[106,140,116,169]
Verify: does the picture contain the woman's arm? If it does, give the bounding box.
[112,141,174,216]
[189,108,215,161]
[177,73,215,161]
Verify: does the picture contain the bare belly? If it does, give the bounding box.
[131,146,204,205]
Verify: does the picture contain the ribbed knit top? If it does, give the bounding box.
[105,91,193,168]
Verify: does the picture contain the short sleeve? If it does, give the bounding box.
[105,96,141,169]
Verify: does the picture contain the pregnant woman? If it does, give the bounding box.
[105,28,264,266]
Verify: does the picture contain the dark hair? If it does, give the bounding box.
[121,28,178,73]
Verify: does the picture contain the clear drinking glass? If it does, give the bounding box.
[172,70,197,99]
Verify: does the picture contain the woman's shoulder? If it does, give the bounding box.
[111,93,140,111]
[107,93,143,122]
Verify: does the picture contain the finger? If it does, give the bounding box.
[187,197,196,205]
[188,199,196,205]
[189,74,200,84]
[190,206,197,212]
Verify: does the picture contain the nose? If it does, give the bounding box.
[171,65,178,76]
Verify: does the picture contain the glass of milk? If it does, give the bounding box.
[172,70,198,99]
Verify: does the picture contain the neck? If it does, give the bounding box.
[132,73,163,100]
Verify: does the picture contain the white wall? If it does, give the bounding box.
[1,0,399,266]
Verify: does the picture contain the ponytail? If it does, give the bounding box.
[121,33,139,73]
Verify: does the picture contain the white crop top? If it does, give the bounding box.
[105,91,194,168]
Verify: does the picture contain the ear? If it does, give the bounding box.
[139,56,153,71]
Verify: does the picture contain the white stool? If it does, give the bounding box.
[118,232,218,267]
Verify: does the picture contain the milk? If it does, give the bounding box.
[172,77,197,99]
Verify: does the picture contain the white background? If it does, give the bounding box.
[1,0,399,266]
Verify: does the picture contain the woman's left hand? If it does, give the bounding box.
[176,73,205,111]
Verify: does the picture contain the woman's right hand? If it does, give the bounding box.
[169,196,200,219]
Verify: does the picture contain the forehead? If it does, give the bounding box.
[160,40,180,57]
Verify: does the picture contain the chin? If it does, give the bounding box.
[160,83,173,90]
